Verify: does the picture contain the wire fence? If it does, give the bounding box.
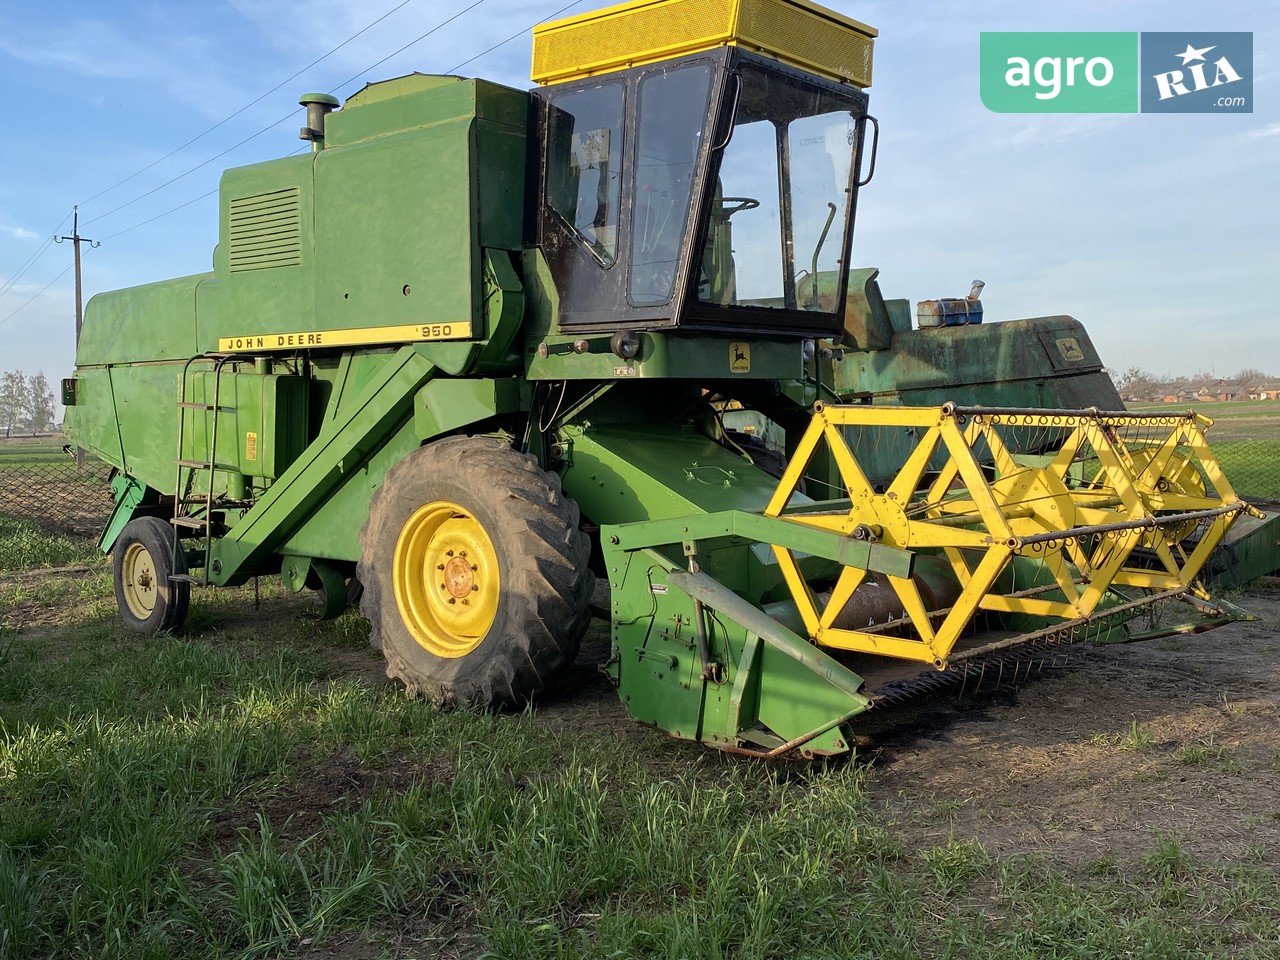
[0,440,114,572]
[0,424,1275,574]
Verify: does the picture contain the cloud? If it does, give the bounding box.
[0,224,38,241]
[0,16,251,119]
[1246,122,1280,139]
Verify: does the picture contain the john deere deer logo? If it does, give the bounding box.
[729,342,751,373]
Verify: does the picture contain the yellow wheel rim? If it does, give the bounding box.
[392,500,500,658]
[121,541,159,621]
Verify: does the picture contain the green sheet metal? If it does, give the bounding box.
[602,531,870,756]
[1206,507,1280,587]
[559,422,791,524]
[209,347,436,585]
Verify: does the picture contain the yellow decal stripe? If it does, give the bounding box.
[218,321,473,353]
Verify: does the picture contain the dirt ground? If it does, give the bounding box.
[12,571,1278,874]
[541,582,1280,866]
[860,585,1280,865]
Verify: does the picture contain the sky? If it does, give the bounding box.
[0,0,1276,410]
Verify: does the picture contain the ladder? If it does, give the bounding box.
[171,354,235,585]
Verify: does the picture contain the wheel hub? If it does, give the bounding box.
[121,542,158,620]
[393,500,500,658]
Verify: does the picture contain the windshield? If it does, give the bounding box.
[697,62,861,314]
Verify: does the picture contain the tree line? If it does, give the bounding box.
[0,369,57,437]
[1109,366,1274,396]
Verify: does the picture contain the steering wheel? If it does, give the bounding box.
[719,196,760,216]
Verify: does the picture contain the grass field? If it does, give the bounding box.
[0,514,100,572]
[3,524,1280,958]
[0,439,115,552]
[1127,397,1280,418]
[1121,400,1280,500]
[0,437,71,467]
[1126,399,1280,441]
[1211,441,1280,501]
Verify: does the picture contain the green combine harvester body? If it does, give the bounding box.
[65,0,1277,758]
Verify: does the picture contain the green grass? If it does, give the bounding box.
[0,514,101,573]
[1120,400,1280,499]
[1091,721,1154,752]
[4,550,1280,957]
[1126,398,1280,426]
[0,438,72,467]
[1175,738,1239,771]
[1213,441,1280,500]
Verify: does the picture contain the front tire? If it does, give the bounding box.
[112,516,190,633]
[358,437,591,707]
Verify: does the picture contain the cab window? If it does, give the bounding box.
[628,62,714,305]
[546,82,625,264]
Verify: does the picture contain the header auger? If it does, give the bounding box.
[64,0,1277,759]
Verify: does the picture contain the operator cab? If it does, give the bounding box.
[531,1,876,339]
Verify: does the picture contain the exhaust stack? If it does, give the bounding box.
[299,93,340,151]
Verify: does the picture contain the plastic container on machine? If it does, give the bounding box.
[917,280,985,328]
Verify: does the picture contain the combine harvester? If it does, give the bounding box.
[65,0,1278,758]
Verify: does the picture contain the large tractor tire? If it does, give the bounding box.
[358,437,592,707]
[112,516,190,633]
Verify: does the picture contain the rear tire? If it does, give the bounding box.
[112,516,190,633]
[358,437,591,707]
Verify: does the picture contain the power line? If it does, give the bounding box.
[84,0,587,245]
[98,191,221,243]
[0,235,56,302]
[83,0,493,230]
[330,0,486,93]
[99,145,316,243]
[82,112,300,227]
[91,1,501,242]
[0,265,71,329]
[0,212,72,303]
[78,0,420,210]
[447,0,584,73]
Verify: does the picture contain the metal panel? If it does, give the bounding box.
[531,0,876,87]
[736,0,875,86]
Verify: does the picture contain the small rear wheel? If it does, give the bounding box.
[112,516,190,633]
[358,437,592,707]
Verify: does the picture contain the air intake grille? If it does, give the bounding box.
[228,188,302,273]
[531,0,875,87]
[533,0,732,82]
[737,1,873,86]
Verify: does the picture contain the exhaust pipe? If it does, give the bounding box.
[299,93,340,151]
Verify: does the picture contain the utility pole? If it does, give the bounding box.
[57,206,98,345]
[56,206,99,469]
